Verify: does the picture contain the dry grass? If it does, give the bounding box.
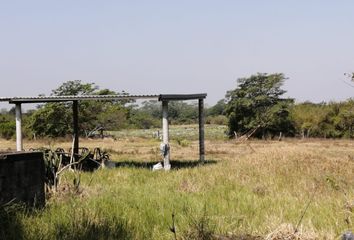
[1,137,354,239]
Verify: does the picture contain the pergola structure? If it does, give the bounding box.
[0,93,207,170]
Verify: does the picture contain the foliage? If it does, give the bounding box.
[128,109,160,129]
[225,73,294,138]
[206,99,226,116]
[28,103,72,138]
[0,121,16,139]
[27,80,130,138]
[51,80,98,96]
[168,101,199,124]
[139,100,199,125]
[4,77,354,140]
[97,104,128,130]
[290,100,354,138]
[25,81,203,138]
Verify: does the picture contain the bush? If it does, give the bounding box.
[129,111,160,129]
[0,121,16,139]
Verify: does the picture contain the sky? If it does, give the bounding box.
[0,0,354,109]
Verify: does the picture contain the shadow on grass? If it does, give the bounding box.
[0,204,24,240]
[114,159,217,170]
[55,216,132,240]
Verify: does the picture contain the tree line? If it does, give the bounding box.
[0,76,353,139]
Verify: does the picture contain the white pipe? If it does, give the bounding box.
[15,103,23,151]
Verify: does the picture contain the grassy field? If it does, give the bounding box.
[107,124,228,140]
[1,126,354,239]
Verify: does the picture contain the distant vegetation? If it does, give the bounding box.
[0,76,354,139]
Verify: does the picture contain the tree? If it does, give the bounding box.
[51,80,97,96]
[207,99,226,116]
[225,73,294,138]
[28,103,72,137]
[27,80,129,138]
[138,100,199,125]
[290,102,331,138]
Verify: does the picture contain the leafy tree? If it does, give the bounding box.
[128,109,160,129]
[332,100,354,138]
[138,100,199,125]
[27,80,129,138]
[206,99,226,116]
[0,111,15,139]
[290,102,330,138]
[97,104,128,130]
[225,73,294,138]
[289,100,354,139]
[51,80,97,96]
[139,100,161,119]
[167,101,198,124]
[28,103,72,137]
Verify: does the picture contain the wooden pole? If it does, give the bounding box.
[198,99,205,162]
[15,103,23,151]
[162,100,170,170]
[73,101,79,156]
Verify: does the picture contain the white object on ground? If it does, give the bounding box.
[102,160,116,169]
[152,162,163,171]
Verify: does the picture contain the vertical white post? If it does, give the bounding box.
[15,103,23,151]
[73,101,79,157]
[162,101,170,170]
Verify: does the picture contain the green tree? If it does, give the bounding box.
[207,99,226,116]
[28,103,72,137]
[138,100,199,125]
[290,102,331,138]
[225,73,294,138]
[28,80,129,138]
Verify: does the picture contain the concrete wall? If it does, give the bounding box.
[0,152,45,207]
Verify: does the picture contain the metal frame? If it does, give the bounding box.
[0,93,207,169]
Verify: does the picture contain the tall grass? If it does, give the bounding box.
[1,133,354,239]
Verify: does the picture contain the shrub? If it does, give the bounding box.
[0,121,16,139]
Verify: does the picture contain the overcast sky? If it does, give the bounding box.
[1,0,353,109]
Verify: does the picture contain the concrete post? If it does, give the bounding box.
[198,99,205,162]
[162,101,170,170]
[73,101,79,156]
[15,103,23,151]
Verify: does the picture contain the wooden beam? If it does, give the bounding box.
[73,101,79,156]
[15,103,23,151]
[198,99,205,162]
[162,100,171,170]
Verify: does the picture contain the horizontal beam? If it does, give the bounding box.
[158,94,207,101]
[8,95,159,103]
[0,98,11,102]
[1,93,207,104]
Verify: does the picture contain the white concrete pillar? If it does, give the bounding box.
[15,103,23,151]
[73,100,79,156]
[162,101,170,170]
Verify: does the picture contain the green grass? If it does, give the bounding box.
[1,130,354,239]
